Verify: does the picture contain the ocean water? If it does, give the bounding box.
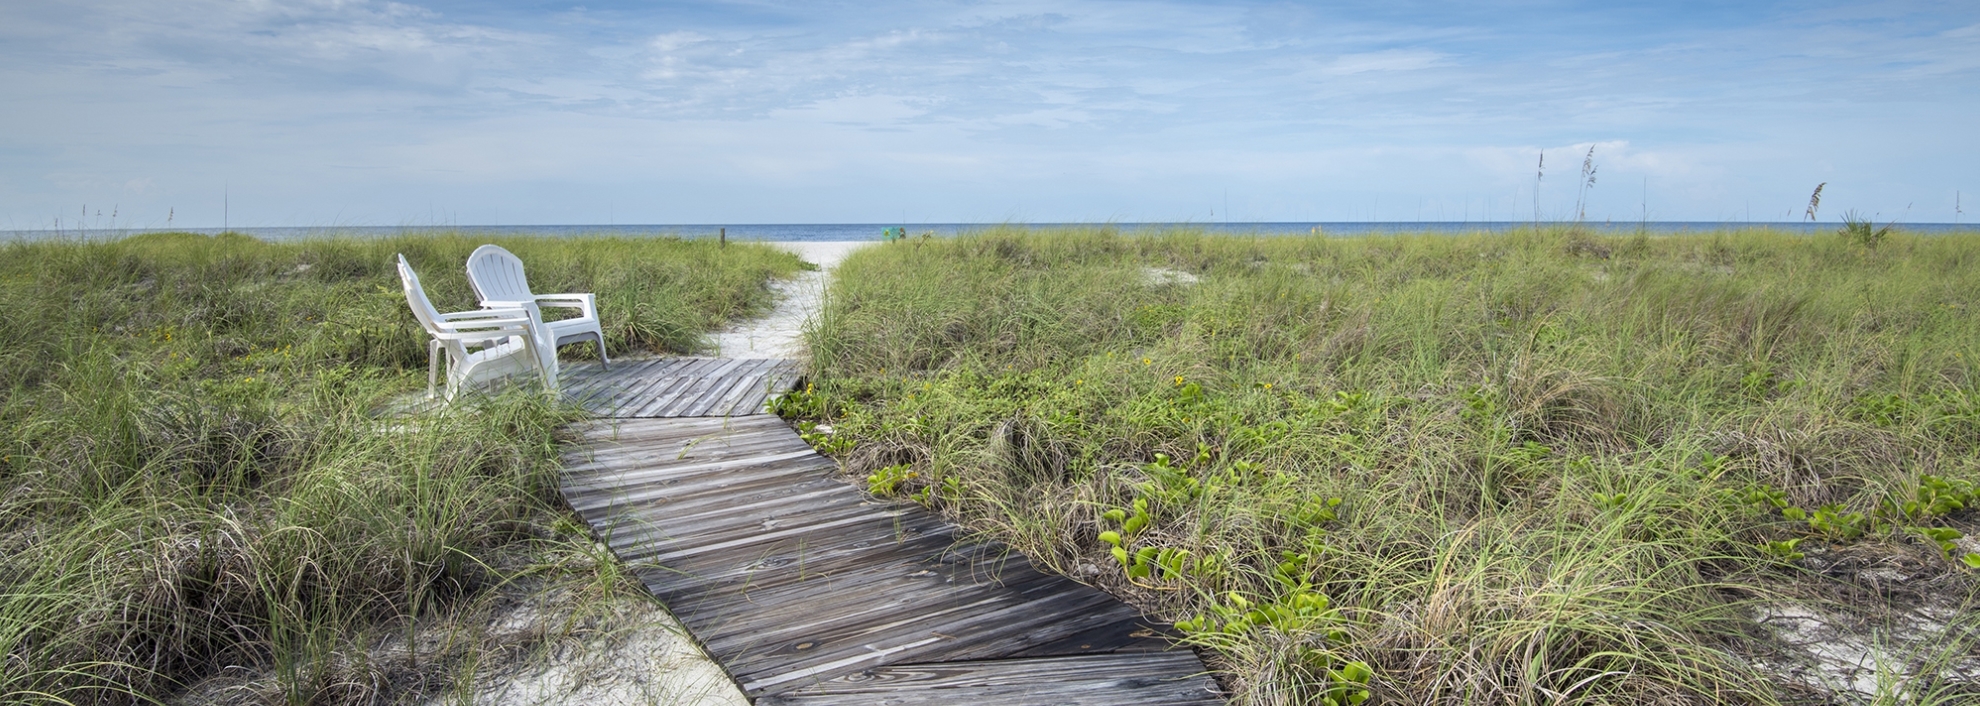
[5,221,1976,242]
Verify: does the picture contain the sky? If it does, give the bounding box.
[3,0,1977,228]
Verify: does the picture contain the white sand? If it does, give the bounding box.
[435,589,750,706]
[710,241,875,358]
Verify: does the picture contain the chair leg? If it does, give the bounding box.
[526,337,558,396]
[544,350,561,395]
[443,344,467,402]
[427,340,442,400]
[595,333,610,369]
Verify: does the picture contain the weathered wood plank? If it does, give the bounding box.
[578,359,677,415]
[567,465,848,520]
[604,358,709,417]
[570,437,819,476]
[565,436,807,472]
[575,357,669,413]
[667,361,750,416]
[612,503,912,568]
[642,530,977,606]
[735,389,771,417]
[566,414,790,448]
[756,652,1223,706]
[780,651,1214,693]
[563,418,804,468]
[692,564,1090,660]
[636,357,736,416]
[563,419,817,477]
[596,358,688,416]
[578,474,865,539]
[552,360,614,397]
[659,539,1020,622]
[636,358,736,415]
[558,357,805,418]
[634,517,958,593]
[689,370,761,417]
[562,456,839,513]
[624,374,701,418]
[691,359,778,416]
[556,356,623,383]
[725,591,1161,698]
[738,359,802,415]
[712,590,1083,687]
[565,452,858,518]
[562,425,810,469]
[561,445,824,492]
[613,357,722,417]
[1004,609,1179,657]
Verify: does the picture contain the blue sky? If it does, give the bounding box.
[3,0,1976,228]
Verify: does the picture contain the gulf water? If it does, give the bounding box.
[5,221,1975,242]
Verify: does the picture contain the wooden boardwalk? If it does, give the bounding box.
[560,357,801,418]
[558,358,1223,704]
[380,357,800,418]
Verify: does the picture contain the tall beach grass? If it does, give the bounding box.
[0,231,802,704]
[792,225,1980,704]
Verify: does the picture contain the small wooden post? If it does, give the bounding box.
[719,227,726,248]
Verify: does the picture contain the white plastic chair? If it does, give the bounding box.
[465,244,610,370]
[398,254,555,400]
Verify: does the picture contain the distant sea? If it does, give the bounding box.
[5,221,1976,242]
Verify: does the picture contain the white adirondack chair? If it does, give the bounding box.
[398,254,555,400]
[465,244,610,370]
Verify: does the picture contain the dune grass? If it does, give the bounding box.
[789,226,1980,704]
[0,231,802,704]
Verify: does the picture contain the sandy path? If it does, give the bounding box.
[709,241,873,358]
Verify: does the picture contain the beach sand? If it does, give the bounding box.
[709,241,874,358]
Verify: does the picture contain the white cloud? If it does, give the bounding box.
[1319,49,1450,75]
[771,95,929,127]
[649,31,710,54]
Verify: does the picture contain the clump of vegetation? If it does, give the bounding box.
[0,231,801,704]
[790,226,1980,704]
[1839,209,1895,249]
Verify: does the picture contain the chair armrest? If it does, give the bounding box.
[483,293,595,316]
[529,293,597,314]
[430,307,536,339]
[435,307,532,324]
[476,298,535,310]
[532,293,593,303]
[430,328,528,343]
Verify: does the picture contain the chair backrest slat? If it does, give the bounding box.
[397,254,446,333]
[467,245,535,303]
